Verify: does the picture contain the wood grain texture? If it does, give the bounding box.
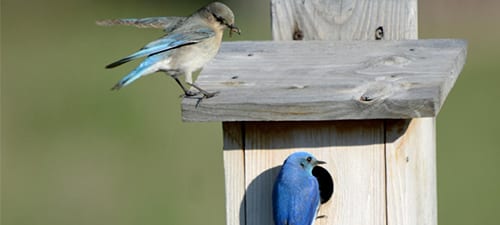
[222,123,246,225]
[242,121,386,225]
[182,39,467,121]
[385,119,437,225]
[271,0,418,41]
[217,1,443,225]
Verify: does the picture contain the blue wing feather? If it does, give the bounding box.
[105,28,214,68]
[273,172,290,225]
[303,178,320,225]
[273,172,320,225]
[292,177,320,225]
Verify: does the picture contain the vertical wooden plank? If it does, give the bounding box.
[271,1,434,225]
[269,1,399,225]
[271,0,418,41]
[265,1,436,225]
[243,121,386,225]
[363,0,438,224]
[222,122,246,225]
[385,119,437,225]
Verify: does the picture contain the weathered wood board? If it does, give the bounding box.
[214,1,461,225]
[385,118,437,225]
[223,121,387,225]
[271,0,418,41]
[182,39,466,121]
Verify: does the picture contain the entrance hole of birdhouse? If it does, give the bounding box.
[312,166,334,204]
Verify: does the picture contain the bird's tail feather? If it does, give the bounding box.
[106,56,134,69]
[110,69,143,90]
[106,49,149,69]
[110,57,158,90]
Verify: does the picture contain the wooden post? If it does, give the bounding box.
[181,0,466,225]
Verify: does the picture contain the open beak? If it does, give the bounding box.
[228,24,241,37]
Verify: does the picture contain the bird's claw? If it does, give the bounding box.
[201,91,220,99]
[180,90,219,99]
[185,82,219,99]
[183,91,219,108]
[180,90,199,98]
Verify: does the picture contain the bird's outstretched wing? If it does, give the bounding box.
[105,27,215,69]
[96,17,186,32]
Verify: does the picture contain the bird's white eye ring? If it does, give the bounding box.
[306,157,312,162]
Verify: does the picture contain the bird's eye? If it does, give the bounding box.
[306,157,312,162]
[212,13,226,25]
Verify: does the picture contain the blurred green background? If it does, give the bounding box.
[1,0,499,225]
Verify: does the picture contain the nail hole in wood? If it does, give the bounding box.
[375,26,384,40]
[293,23,304,40]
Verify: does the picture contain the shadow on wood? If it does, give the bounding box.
[239,165,280,225]
[224,119,415,225]
[224,120,410,149]
[240,164,334,225]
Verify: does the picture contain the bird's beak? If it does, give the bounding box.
[315,160,326,165]
[228,24,241,37]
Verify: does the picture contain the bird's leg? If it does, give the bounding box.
[168,71,218,98]
[186,82,219,98]
[172,76,197,97]
[316,205,327,220]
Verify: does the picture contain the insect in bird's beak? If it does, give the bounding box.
[228,24,241,37]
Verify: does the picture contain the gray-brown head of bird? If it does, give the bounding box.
[202,2,241,37]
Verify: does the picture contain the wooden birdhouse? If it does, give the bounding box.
[181,0,467,225]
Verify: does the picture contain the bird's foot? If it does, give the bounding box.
[200,90,220,99]
[180,90,199,98]
[186,82,219,99]
[316,215,327,220]
[180,90,219,99]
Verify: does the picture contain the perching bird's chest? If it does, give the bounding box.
[181,1,467,225]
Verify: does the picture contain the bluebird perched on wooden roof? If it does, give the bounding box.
[97,2,240,98]
[273,152,326,225]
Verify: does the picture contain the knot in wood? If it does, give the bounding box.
[357,81,395,104]
[381,55,410,66]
